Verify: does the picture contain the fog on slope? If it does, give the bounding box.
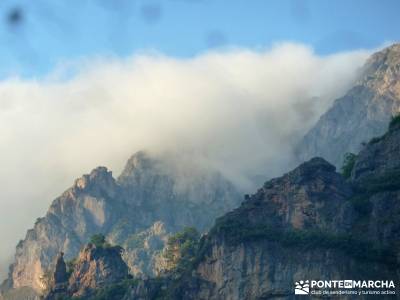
[0,43,370,280]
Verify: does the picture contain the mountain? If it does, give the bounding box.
[0,151,242,299]
[297,43,400,167]
[35,116,400,300]
[3,43,400,300]
[161,116,400,299]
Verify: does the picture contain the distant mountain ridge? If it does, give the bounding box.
[1,151,242,298]
[297,43,400,167]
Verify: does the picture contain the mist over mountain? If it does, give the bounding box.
[154,114,400,300]
[34,93,400,300]
[297,43,400,167]
[0,150,242,298]
[0,42,371,281]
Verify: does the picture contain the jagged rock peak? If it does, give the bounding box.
[362,43,400,99]
[73,166,114,190]
[118,150,157,182]
[360,43,400,97]
[296,43,400,168]
[364,43,400,71]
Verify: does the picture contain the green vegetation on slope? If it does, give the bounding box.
[341,152,357,178]
[163,227,200,275]
[209,219,397,266]
[205,163,400,267]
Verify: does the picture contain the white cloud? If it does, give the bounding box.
[0,43,371,280]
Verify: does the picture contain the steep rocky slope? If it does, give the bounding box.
[1,151,242,298]
[297,43,400,167]
[153,117,400,299]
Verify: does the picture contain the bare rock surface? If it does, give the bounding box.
[297,44,400,167]
[2,151,242,297]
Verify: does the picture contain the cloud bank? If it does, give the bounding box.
[0,43,371,279]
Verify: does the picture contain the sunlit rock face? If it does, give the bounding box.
[67,243,129,298]
[44,243,129,300]
[297,44,400,168]
[3,151,242,296]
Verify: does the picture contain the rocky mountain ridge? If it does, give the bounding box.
[164,116,400,299]
[297,43,400,167]
[0,151,242,298]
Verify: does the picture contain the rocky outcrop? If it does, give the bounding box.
[8,167,119,294]
[214,157,353,234]
[3,151,242,296]
[45,242,129,299]
[297,43,400,167]
[67,243,129,298]
[51,253,68,293]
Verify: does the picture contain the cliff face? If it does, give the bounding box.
[9,167,118,294]
[67,244,128,298]
[297,44,400,167]
[45,243,129,300]
[3,151,242,297]
[164,119,400,300]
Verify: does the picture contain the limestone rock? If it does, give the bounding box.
[3,151,242,295]
[67,243,129,298]
[297,43,400,167]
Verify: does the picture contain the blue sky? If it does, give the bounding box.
[0,0,399,77]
